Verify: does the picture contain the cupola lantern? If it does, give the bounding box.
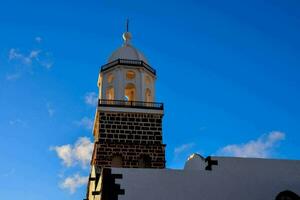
[98,28,156,103]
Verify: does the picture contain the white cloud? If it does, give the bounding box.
[218,131,285,158]
[9,119,26,126]
[84,92,98,106]
[41,61,53,69]
[51,137,94,168]
[75,117,94,130]
[9,48,41,65]
[9,48,33,65]
[35,36,42,43]
[2,168,15,177]
[174,143,195,155]
[6,73,21,81]
[47,103,55,117]
[73,137,94,167]
[6,39,54,81]
[52,144,73,167]
[29,50,41,59]
[52,138,93,193]
[60,174,88,194]
[40,52,54,69]
[174,143,195,158]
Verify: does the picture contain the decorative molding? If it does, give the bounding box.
[101,59,156,75]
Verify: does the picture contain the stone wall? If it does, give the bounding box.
[92,111,166,169]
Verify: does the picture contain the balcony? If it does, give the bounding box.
[98,99,164,110]
[100,59,156,75]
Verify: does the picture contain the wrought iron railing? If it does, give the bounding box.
[100,59,156,75]
[98,99,163,110]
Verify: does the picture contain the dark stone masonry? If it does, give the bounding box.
[92,110,166,169]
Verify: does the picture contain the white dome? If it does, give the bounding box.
[184,153,206,171]
[108,31,148,64]
[108,44,148,64]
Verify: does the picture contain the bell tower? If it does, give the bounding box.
[85,23,166,200]
[86,26,166,199]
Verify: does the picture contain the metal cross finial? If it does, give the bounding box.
[126,18,129,32]
[123,18,132,44]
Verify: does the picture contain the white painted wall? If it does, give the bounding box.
[111,157,300,200]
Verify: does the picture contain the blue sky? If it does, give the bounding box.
[1,0,300,199]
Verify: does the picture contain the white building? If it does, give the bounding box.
[85,26,300,200]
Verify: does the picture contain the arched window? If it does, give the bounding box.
[111,155,123,168]
[145,75,151,86]
[107,73,114,84]
[145,88,152,102]
[106,87,115,100]
[138,155,151,168]
[275,191,300,200]
[126,71,136,80]
[125,83,136,101]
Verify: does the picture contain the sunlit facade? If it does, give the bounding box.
[85,26,300,200]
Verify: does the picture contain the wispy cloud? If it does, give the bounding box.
[9,119,27,127]
[39,51,53,69]
[6,37,53,81]
[47,103,55,117]
[218,131,285,158]
[84,92,98,106]
[9,48,34,65]
[9,48,41,65]
[2,168,15,177]
[174,143,195,159]
[35,36,42,43]
[40,61,53,69]
[174,143,195,155]
[60,174,88,194]
[73,137,94,168]
[74,117,94,130]
[52,144,73,166]
[29,50,41,60]
[6,73,21,81]
[51,137,94,168]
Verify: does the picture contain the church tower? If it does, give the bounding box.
[85,25,166,199]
